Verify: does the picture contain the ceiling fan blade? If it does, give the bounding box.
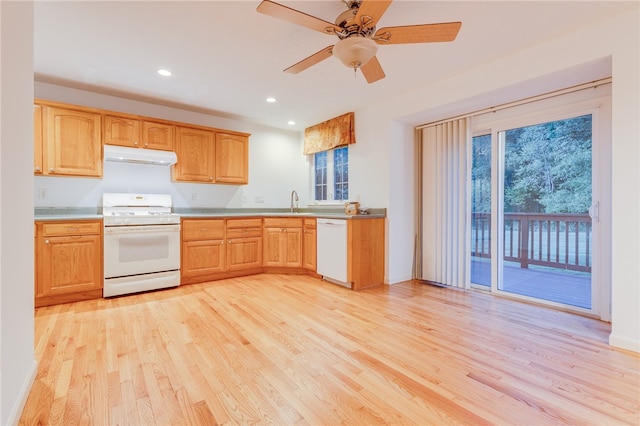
[257,0,342,35]
[284,46,334,74]
[374,22,462,44]
[360,56,385,84]
[353,0,393,29]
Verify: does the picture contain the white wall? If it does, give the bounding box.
[34,82,307,210]
[0,2,37,424]
[353,7,639,351]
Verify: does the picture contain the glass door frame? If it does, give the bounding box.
[470,90,611,320]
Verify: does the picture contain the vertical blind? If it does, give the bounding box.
[421,118,471,289]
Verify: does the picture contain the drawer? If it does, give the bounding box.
[226,227,262,239]
[263,217,303,228]
[41,221,102,237]
[226,218,262,229]
[303,218,316,229]
[182,219,225,240]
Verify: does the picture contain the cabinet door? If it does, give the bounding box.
[303,228,317,271]
[263,228,283,267]
[173,126,215,182]
[182,240,225,276]
[142,120,174,151]
[43,106,102,177]
[38,234,102,296]
[227,237,262,271]
[104,114,140,148]
[283,228,303,267]
[215,132,248,184]
[34,105,43,174]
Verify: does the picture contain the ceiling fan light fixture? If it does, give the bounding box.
[333,36,378,69]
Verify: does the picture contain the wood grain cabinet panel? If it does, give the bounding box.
[263,218,303,268]
[42,106,102,177]
[303,218,317,271]
[182,239,226,276]
[34,105,43,174]
[103,114,140,148]
[142,120,174,151]
[181,219,226,278]
[35,220,103,307]
[347,218,385,290]
[226,218,262,271]
[215,132,248,184]
[173,126,215,183]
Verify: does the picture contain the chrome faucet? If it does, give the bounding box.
[290,190,299,213]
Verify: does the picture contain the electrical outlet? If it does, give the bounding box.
[191,192,197,201]
[38,188,47,199]
[255,195,264,203]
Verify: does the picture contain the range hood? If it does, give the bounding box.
[104,145,177,166]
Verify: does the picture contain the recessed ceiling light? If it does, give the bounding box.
[265,97,277,103]
[288,121,296,126]
[157,69,172,77]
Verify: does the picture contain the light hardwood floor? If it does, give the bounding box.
[19,274,640,425]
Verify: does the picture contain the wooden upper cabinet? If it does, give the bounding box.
[43,106,102,177]
[215,132,248,184]
[103,114,140,148]
[104,116,174,151]
[173,126,215,182]
[142,120,174,151]
[34,104,43,174]
[34,99,248,183]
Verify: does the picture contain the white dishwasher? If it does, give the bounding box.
[316,218,349,287]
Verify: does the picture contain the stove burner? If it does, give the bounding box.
[102,193,180,226]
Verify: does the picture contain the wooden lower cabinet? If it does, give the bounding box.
[181,219,226,282]
[181,217,263,284]
[35,220,103,307]
[303,218,317,271]
[182,239,225,276]
[347,218,385,290]
[226,218,263,271]
[263,218,303,268]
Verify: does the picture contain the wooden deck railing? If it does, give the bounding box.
[471,212,592,272]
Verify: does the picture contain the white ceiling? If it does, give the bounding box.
[33,1,630,131]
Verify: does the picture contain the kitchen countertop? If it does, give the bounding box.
[34,207,386,221]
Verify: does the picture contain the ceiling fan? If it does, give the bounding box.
[256,0,462,83]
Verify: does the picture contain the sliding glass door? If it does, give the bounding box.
[471,134,491,287]
[498,115,593,309]
[468,90,609,318]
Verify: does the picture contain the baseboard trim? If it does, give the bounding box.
[609,334,640,353]
[5,359,38,426]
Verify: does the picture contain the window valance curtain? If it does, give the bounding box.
[303,112,355,155]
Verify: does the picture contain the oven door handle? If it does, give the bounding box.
[104,224,181,234]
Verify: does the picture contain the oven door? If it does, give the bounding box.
[104,224,180,279]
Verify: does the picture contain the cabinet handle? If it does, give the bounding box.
[49,168,55,173]
[200,228,208,232]
[143,143,148,147]
[134,141,139,146]
[208,177,213,181]
[67,227,80,232]
[35,166,41,172]
[44,239,50,244]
